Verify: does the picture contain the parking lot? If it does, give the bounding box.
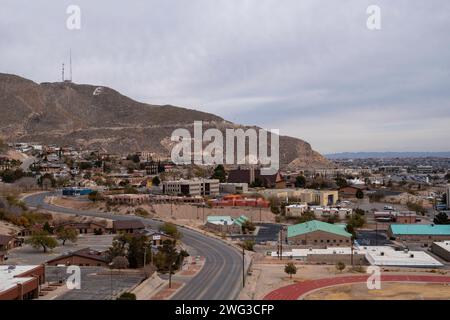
[230,223,281,244]
[4,234,115,265]
[356,230,392,246]
[45,266,145,300]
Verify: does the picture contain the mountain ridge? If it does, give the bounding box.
[0,72,330,169]
[325,152,450,159]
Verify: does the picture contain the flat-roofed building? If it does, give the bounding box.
[0,265,46,300]
[287,220,352,247]
[388,224,450,244]
[260,189,338,206]
[285,204,309,217]
[431,241,450,261]
[162,179,219,197]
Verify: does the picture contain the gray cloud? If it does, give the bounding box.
[1,0,449,153]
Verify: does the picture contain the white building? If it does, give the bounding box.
[285,204,309,217]
[162,179,219,197]
[311,206,353,219]
[272,245,443,268]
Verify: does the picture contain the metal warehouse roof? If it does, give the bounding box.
[390,224,450,236]
[287,220,351,238]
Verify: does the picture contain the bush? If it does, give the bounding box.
[135,207,149,217]
[241,240,255,251]
[117,292,136,300]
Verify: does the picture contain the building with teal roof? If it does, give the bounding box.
[205,215,249,234]
[388,224,450,244]
[287,220,352,246]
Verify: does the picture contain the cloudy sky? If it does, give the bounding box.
[1,0,449,153]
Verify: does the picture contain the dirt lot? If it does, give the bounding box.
[50,196,275,228]
[304,282,450,300]
[0,221,20,235]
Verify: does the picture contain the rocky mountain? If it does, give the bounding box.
[0,73,330,169]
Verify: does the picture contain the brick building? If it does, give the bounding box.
[0,265,46,300]
[287,220,352,247]
[46,248,108,267]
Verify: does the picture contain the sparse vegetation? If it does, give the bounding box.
[25,231,58,253]
[335,261,346,273]
[284,262,297,278]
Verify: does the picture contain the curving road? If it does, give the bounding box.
[23,192,243,300]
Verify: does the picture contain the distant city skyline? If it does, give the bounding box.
[1,0,449,154]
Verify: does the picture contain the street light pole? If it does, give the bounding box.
[242,246,245,288]
[144,247,147,268]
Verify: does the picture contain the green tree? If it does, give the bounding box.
[434,212,450,225]
[159,222,181,239]
[284,262,297,278]
[43,221,53,234]
[296,211,316,223]
[336,261,346,273]
[211,165,226,183]
[335,177,348,188]
[56,227,78,245]
[127,235,150,268]
[294,175,306,188]
[111,256,130,270]
[355,189,364,199]
[88,191,102,202]
[241,240,255,251]
[241,220,256,234]
[26,231,58,253]
[152,176,161,186]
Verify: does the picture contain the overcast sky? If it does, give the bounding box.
[1,0,449,153]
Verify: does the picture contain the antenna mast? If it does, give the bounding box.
[62,63,65,82]
[69,49,73,81]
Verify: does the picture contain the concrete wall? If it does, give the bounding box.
[431,243,450,261]
[307,253,367,265]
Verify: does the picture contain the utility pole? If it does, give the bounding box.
[375,222,378,246]
[351,238,354,266]
[259,206,262,222]
[279,227,283,260]
[144,247,147,268]
[242,246,245,287]
[169,261,172,289]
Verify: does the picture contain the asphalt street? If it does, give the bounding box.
[23,192,243,300]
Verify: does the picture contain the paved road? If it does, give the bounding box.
[23,192,243,300]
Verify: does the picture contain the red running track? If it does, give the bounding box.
[263,274,450,300]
